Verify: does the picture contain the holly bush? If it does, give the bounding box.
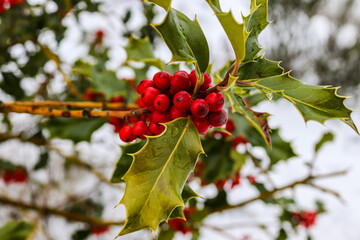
[0,0,358,240]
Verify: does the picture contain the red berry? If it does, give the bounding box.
[302,211,317,228]
[215,179,226,189]
[91,226,110,236]
[189,70,212,91]
[200,73,212,91]
[173,91,192,112]
[149,122,165,136]
[109,118,122,132]
[170,106,189,120]
[190,99,209,118]
[2,171,15,184]
[141,87,160,106]
[14,168,27,183]
[171,71,191,93]
[154,94,170,112]
[231,172,241,188]
[119,126,135,142]
[208,109,228,127]
[95,29,105,39]
[153,71,172,90]
[110,96,125,103]
[232,136,249,149]
[137,79,155,94]
[152,111,171,123]
[205,92,225,112]
[225,119,236,133]
[132,121,149,139]
[247,175,256,185]
[136,97,146,108]
[84,88,95,100]
[192,117,211,134]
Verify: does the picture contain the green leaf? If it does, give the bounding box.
[253,73,357,133]
[0,159,17,171]
[275,228,288,240]
[201,137,245,183]
[124,36,163,70]
[0,221,33,240]
[157,227,175,240]
[225,89,272,147]
[152,9,209,73]
[33,151,49,171]
[243,0,270,62]
[43,118,106,143]
[118,117,204,236]
[236,56,358,134]
[314,132,335,153]
[204,189,229,211]
[206,0,249,62]
[144,0,171,11]
[111,140,146,183]
[0,72,25,100]
[89,66,127,99]
[71,229,91,240]
[169,184,199,219]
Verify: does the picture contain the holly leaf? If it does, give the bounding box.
[243,0,270,62]
[201,137,245,183]
[118,117,204,236]
[225,89,272,147]
[169,184,199,219]
[143,0,171,11]
[124,36,163,70]
[0,159,17,171]
[314,132,334,153]
[236,56,358,134]
[89,66,127,99]
[111,140,146,183]
[206,0,249,62]
[253,73,358,133]
[43,118,106,143]
[0,221,33,240]
[152,8,209,73]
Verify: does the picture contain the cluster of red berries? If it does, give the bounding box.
[1,168,27,185]
[291,211,317,228]
[0,0,23,13]
[168,207,196,234]
[118,70,228,142]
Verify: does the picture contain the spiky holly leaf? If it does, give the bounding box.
[225,89,272,147]
[236,56,358,134]
[243,0,270,62]
[253,73,358,133]
[124,36,163,70]
[118,117,203,236]
[143,0,171,11]
[169,184,199,219]
[200,137,245,183]
[0,221,33,240]
[110,140,146,183]
[152,8,209,73]
[206,0,249,62]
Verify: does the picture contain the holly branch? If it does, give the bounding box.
[0,102,148,119]
[0,195,124,227]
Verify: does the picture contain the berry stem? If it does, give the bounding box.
[3,100,138,110]
[0,103,148,119]
[199,60,241,97]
